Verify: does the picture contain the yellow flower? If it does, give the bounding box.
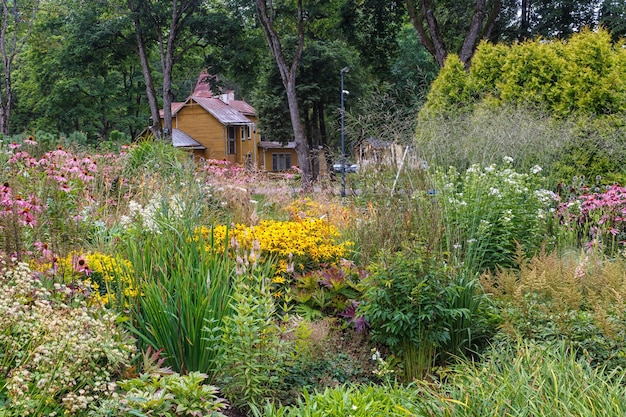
[195,217,353,273]
[272,275,286,284]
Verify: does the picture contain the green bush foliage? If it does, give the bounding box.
[424,28,626,118]
[256,342,626,417]
[92,370,227,417]
[481,251,626,371]
[358,246,490,380]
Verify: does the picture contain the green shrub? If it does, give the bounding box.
[423,29,626,119]
[358,246,489,380]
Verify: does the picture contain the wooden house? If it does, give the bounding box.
[159,71,298,172]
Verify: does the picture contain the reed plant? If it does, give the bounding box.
[415,105,572,175]
[346,165,443,266]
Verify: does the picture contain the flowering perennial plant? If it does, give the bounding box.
[434,157,555,272]
[0,261,134,415]
[198,219,352,306]
[2,140,125,255]
[200,219,352,269]
[0,182,43,256]
[556,183,626,254]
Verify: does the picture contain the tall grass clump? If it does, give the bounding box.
[119,196,234,377]
[347,165,443,265]
[121,137,191,183]
[417,341,626,417]
[416,105,572,174]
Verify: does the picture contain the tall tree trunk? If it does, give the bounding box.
[0,0,39,135]
[161,0,183,141]
[128,1,161,137]
[256,0,312,188]
[520,0,530,40]
[128,0,199,141]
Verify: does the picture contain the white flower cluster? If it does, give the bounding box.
[121,194,186,233]
[0,262,135,414]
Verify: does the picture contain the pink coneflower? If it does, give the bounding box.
[8,142,20,149]
[73,254,89,274]
[19,208,36,227]
[34,241,54,261]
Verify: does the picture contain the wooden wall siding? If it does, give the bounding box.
[260,148,299,172]
[177,103,226,159]
[161,100,264,168]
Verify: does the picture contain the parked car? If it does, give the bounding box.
[332,162,359,173]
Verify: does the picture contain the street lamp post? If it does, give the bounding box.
[341,66,349,198]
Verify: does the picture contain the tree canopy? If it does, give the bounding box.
[0,0,623,168]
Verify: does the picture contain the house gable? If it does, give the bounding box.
[158,71,263,165]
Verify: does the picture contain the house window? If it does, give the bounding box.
[228,126,236,154]
[272,153,291,171]
[241,126,248,141]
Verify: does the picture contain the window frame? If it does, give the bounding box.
[272,153,292,171]
[228,126,236,154]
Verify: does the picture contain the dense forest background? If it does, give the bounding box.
[2,0,625,152]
